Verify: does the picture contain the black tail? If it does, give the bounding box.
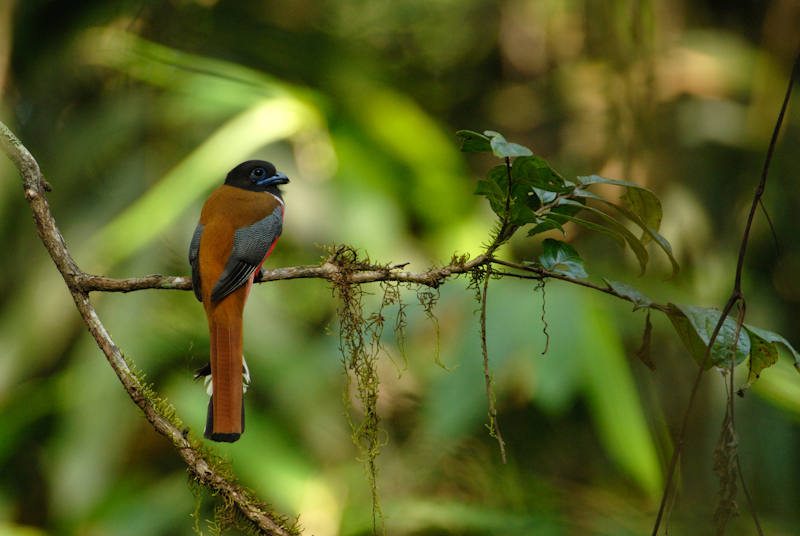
[203,395,245,442]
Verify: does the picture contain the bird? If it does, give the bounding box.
[189,160,288,442]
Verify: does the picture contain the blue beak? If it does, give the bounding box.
[257,172,289,186]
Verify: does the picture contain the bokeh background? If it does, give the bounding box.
[2,1,800,535]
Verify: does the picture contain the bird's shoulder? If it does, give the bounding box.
[200,185,282,229]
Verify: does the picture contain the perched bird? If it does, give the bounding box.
[189,160,288,442]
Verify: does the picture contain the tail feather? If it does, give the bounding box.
[203,395,245,442]
[206,314,244,442]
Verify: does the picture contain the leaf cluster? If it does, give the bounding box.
[458,130,677,279]
[460,129,800,395]
[666,303,800,395]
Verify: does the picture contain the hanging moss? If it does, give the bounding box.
[329,245,386,534]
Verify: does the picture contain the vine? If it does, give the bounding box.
[416,284,443,369]
[477,263,506,463]
[536,279,549,355]
[328,245,387,534]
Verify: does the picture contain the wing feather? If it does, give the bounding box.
[209,205,283,302]
[188,223,205,301]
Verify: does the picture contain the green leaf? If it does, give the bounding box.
[741,324,800,367]
[578,174,651,190]
[577,174,665,243]
[602,279,654,311]
[456,129,492,153]
[474,165,510,216]
[614,203,679,278]
[572,187,610,204]
[574,189,679,278]
[525,197,586,236]
[512,155,571,193]
[535,188,558,204]
[484,130,533,158]
[475,154,563,224]
[737,327,779,396]
[509,203,540,225]
[474,178,506,214]
[637,310,656,370]
[539,238,588,279]
[557,200,650,276]
[665,304,751,370]
[555,214,626,249]
[527,216,565,237]
[737,324,800,395]
[622,187,663,241]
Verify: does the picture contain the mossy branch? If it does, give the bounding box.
[1,120,299,536]
[72,251,490,293]
[11,113,773,536]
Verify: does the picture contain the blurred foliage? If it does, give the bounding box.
[2,0,800,535]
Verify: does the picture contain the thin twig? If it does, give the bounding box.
[490,258,675,312]
[734,44,800,291]
[539,280,549,355]
[479,265,506,464]
[731,303,764,536]
[651,41,800,536]
[651,293,739,536]
[664,453,680,535]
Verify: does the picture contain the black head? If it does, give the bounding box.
[224,160,289,194]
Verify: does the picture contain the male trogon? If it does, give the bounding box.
[189,160,288,443]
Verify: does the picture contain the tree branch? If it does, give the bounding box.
[1,119,298,536]
[650,41,800,536]
[72,252,490,294]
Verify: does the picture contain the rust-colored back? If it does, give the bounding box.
[197,185,281,440]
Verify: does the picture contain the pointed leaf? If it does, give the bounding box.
[474,179,506,215]
[665,304,751,370]
[736,327,779,396]
[603,279,654,311]
[558,200,650,276]
[539,239,588,279]
[456,130,492,153]
[526,197,586,237]
[578,175,666,247]
[545,211,625,247]
[573,188,610,204]
[742,324,800,369]
[637,310,656,370]
[527,217,565,237]
[484,130,533,158]
[666,307,709,367]
[578,174,653,191]
[509,202,540,225]
[574,189,679,278]
[535,188,558,204]
[736,323,800,395]
[613,203,679,278]
[475,165,510,216]
[622,187,663,240]
[512,155,571,193]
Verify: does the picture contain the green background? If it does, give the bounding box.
[1,1,800,534]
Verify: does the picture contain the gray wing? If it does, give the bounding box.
[209,206,283,302]
[189,223,205,302]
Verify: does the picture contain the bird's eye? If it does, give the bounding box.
[250,167,266,181]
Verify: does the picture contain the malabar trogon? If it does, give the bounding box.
[189,160,288,443]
